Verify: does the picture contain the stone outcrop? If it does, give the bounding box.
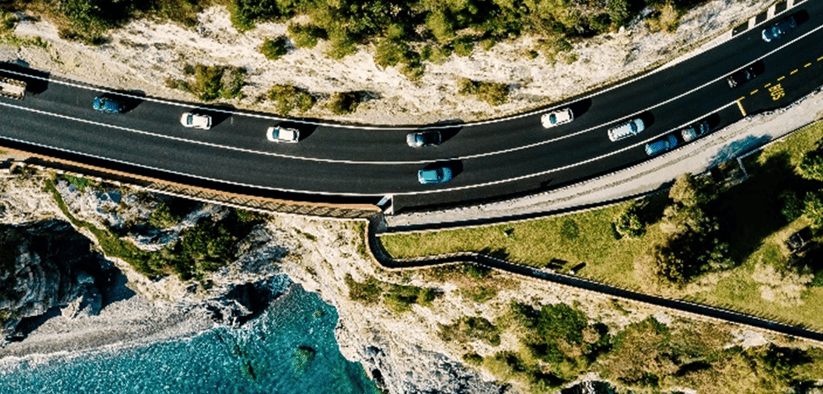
[0,219,105,342]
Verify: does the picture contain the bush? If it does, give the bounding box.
[799,150,823,181]
[421,45,452,64]
[327,92,360,114]
[426,11,456,43]
[374,39,412,68]
[267,84,316,115]
[779,190,804,222]
[457,78,509,106]
[804,190,823,229]
[192,64,225,101]
[452,36,475,57]
[647,2,682,33]
[615,200,647,238]
[345,274,382,304]
[260,36,289,60]
[288,23,325,49]
[440,316,501,346]
[148,203,178,228]
[325,26,357,59]
[463,353,484,366]
[219,67,247,99]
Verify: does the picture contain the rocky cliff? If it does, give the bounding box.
[0,219,104,341]
[0,172,515,393]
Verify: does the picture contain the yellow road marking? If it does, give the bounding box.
[777,75,786,81]
[819,55,823,61]
[805,63,813,68]
[750,89,759,95]
[737,99,747,116]
[764,83,772,88]
[790,69,799,75]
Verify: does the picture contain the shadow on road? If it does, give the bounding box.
[0,61,50,94]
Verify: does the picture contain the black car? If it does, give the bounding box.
[727,65,758,88]
[406,130,442,148]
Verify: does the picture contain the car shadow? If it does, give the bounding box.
[792,10,810,26]
[423,159,464,179]
[567,98,592,118]
[638,112,655,129]
[704,113,722,129]
[0,61,50,94]
[108,89,145,113]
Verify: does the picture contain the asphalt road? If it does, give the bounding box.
[1,1,823,213]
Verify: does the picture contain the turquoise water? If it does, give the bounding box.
[0,283,382,394]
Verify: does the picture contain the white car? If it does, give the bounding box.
[541,108,574,128]
[180,113,212,130]
[267,126,300,143]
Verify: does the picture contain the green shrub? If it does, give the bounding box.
[0,11,18,34]
[374,39,412,68]
[219,67,247,100]
[440,316,501,346]
[267,84,316,115]
[778,190,804,222]
[452,37,475,57]
[615,200,647,238]
[288,23,325,49]
[345,274,382,304]
[148,203,178,229]
[463,352,484,366]
[426,10,456,43]
[421,45,452,64]
[327,92,360,114]
[193,64,225,101]
[457,78,509,105]
[260,36,289,60]
[325,27,357,59]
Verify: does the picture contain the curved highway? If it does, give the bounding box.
[1,1,822,213]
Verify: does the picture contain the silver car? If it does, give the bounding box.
[681,120,710,142]
[608,118,645,142]
[406,131,442,148]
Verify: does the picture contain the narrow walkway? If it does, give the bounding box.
[367,215,823,344]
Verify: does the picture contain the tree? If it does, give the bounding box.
[615,200,646,238]
[669,173,716,208]
[779,190,804,222]
[804,190,823,229]
[798,150,823,181]
[260,36,289,60]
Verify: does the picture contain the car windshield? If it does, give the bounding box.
[549,114,557,124]
[629,123,637,132]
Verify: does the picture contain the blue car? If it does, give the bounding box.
[644,134,678,156]
[762,16,797,42]
[93,96,126,114]
[418,166,452,184]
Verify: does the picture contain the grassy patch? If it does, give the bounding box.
[267,84,315,115]
[344,274,435,313]
[439,316,501,346]
[381,121,823,329]
[457,78,509,106]
[166,64,246,101]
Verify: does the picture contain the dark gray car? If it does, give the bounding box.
[406,131,442,148]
